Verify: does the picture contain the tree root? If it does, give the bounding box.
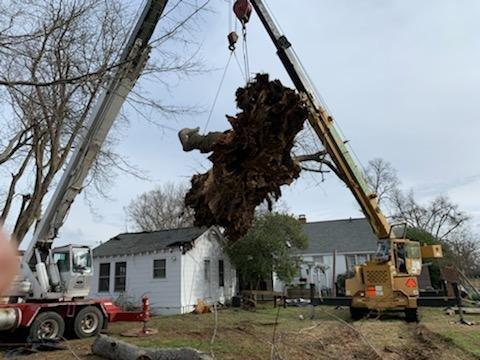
[179,74,309,242]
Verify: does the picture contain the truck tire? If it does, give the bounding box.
[29,311,65,341]
[350,306,366,320]
[405,307,419,323]
[74,306,104,338]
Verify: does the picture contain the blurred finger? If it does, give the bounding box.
[0,229,18,295]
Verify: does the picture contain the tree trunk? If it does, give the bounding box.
[178,128,224,153]
[91,335,212,360]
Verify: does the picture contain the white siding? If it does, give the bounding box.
[319,254,347,289]
[91,250,182,315]
[91,227,237,315]
[273,252,374,292]
[180,229,237,313]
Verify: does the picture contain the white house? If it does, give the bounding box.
[90,226,237,315]
[273,218,378,293]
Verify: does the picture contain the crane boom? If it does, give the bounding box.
[23,0,168,294]
[250,0,391,239]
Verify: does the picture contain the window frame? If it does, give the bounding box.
[218,259,225,287]
[153,259,167,279]
[204,259,211,283]
[345,255,356,273]
[345,254,370,272]
[114,261,127,292]
[98,263,111,292]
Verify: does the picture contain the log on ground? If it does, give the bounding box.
[91,334,212,360]
[180,74,308,242]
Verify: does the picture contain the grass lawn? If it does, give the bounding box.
[421,307,480,357]
[3,305,480,359]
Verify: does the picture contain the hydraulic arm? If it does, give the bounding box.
[245,0,443,320]
[249,0,391,239]
[22,0,168,299]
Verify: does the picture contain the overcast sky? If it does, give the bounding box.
[43,0,480,248]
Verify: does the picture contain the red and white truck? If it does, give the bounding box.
[0,0,167,340]
[0,296,150,339]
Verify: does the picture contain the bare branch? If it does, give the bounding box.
[127,182,194,231]
[0,0,208,243]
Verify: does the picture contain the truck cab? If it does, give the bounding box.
[51,245,93,298]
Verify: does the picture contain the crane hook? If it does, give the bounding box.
[233,0,252,26]
[228,31,239,51]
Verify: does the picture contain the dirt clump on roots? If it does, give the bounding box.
[183,74,308,242]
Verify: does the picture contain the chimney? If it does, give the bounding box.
[298,214,307,224]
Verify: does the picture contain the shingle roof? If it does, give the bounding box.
[300,218,377,254]
[93,226,207,258]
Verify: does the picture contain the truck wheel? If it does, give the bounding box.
[350,306,366,320]
[74,306,104,338]
[405,308,419,323]
[29,311,65,341]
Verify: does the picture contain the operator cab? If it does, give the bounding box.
[373,223,422,276]
[52,245,93,274]
[373,239,422,276]
[51,245,93,298]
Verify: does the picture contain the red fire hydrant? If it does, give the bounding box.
[141,296,150,334]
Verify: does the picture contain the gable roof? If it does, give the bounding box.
[93,226,207,258]
[300,218,377,254]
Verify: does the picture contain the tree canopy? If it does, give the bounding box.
[226,212,308,289]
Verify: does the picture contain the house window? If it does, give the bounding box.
[345,255,356,272]
[114,262,127,292]
[153,259,166,279]
[204,260,211,282]
[218,260,224,287]
[345,254,369,272]
[357,254,368,265]
[98,263,110,292]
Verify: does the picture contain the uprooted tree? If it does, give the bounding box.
[178,74,334,242]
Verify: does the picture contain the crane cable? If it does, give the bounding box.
[203,51,233,133]
[204,0,245,133]
[241,24,250,82]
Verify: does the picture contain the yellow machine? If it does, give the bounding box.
[346,235,443,321]
[246,0,444,321]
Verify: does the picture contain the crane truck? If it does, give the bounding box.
[0,0,169,340]
[235,0,443,322]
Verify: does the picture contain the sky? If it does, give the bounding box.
[40,0,480,248]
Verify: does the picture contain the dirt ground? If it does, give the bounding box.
[1,306,479,359]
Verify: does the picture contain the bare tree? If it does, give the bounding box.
[446,229,480,277]
[391,191,469,241]
[127,182,194,232]
[365,158,400,207]
[0,0,208,244]
[365,158,480,274]
[363,158,469,241]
